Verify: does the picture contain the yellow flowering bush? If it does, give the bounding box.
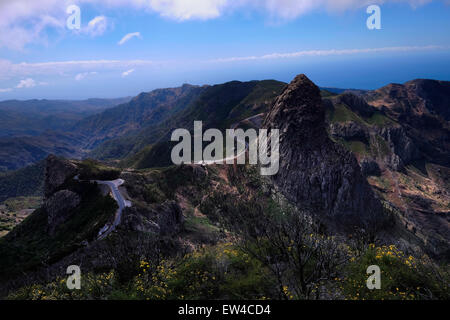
[339,244,449,300]
[131,243,272,300]
[8,271,119,300]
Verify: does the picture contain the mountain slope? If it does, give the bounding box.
[96,80,287,168]
[365,79,450,121]
[0,86,205,171]
[324,83,450,257]
[72,84,207,149]
[0,97,131,137]
[1,75,449,300]
[0,161,45,202]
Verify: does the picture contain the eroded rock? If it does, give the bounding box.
[263,74,385,232]
[44,155,78,197]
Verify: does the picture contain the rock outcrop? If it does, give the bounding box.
[44,154,78,197]
[123,200,184,236]
[360,158,381,177]
[264,74,385,232]
[378,126,418,169]
[330,122,369,143]
[157,201,184,235]
[331,93,376,118]
[44,155,80,235]
[365,79,450,121]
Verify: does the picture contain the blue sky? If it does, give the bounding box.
[0,0,449,99]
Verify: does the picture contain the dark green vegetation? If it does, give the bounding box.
[340,244,449,300]
[0,80,284,172]
[5,165,449,300]
[0,180,117,281]
[0,132,84,172]
[77,159,121,181]
[0,86,208,171]
[1,77,449,300]
[9,242,448,300]
[1,196,42,212]
[0,97,131,138]
[124,164,211,205]
[0,197,42,237]
[0,161,45,202]
[73,84,206,150]
[0,162,45,236]
[109,80,286,169]
[324,100,396,160]
[0,97,132,171]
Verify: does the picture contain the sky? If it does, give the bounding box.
[0,0,449,100]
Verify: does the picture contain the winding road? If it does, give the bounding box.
[96,179,132,239]
[194,131,252,165]
[74,175,131,239]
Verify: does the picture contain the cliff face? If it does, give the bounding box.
[264,74,385,232]
[364,80,450,168]
[365,79,450,122]
[44,154,78,197]
[44,155,80,234]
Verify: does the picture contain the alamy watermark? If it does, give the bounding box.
[171,121,280,176]
[66,5,81,30]
[367,5,381,30]
[66,265,81,290]
[366,265,381,290]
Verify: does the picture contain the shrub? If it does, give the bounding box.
[339,244,449,300]
[131,243,273,300]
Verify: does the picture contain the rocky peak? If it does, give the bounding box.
[44,154,78,198]
[264,74,385,232]
[44,155,80,235]
[265,74,327,145]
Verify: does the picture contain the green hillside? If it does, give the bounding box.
[74,84,206,149]
[0,161,45,202]
[0,97,131,137]
[92,80,286,169]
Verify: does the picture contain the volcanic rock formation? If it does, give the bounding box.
[264,74,386,232]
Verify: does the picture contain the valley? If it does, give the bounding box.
[0,75,448,300]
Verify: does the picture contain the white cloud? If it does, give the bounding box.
[84,16,109,37]
[212,45,446,62]
[118,32,141,45]
[0,59,158,81]
[0,45,444,82]
[16,78,37,88]
[0,77,47,92]
[122,69,135,77]
[0,0,442,50]
[0,1,66,50]
[75,71,98,81]
[147,0,227,20]
[95,0,437,21]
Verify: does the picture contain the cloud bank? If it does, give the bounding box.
[0,45,444,81]
[211,45,446,62]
